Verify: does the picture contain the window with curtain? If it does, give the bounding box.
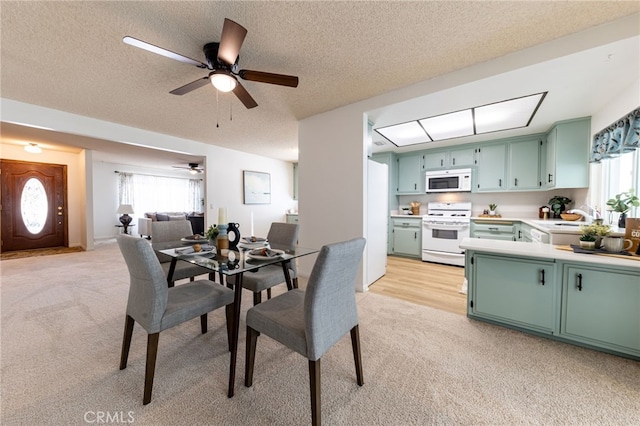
[118,173,203,216]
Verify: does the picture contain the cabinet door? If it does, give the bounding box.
[393,226,421,256]
[397,155,422,193]
[545,127,557,188]
[449,147,475,167]
[552,119,590,188]
[562,266,640,352]
[472,254,555,332]
[423,151,448,169]
[509,139,541,190]
[475,144,506,191]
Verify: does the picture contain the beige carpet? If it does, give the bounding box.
[1,240,639,425]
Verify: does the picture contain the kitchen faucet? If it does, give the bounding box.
[567,204,598,223]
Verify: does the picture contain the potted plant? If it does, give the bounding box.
[606,189,640,228]
[578,233,596,250]
[488,203,497,216]
[205,224,219,243]
[548,196,572,219]
[579,223,611,248]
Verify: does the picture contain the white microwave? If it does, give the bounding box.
[425,168,472,193]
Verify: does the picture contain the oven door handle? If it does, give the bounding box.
[423,222,469,230]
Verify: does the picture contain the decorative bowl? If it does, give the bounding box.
[560,213,582,221]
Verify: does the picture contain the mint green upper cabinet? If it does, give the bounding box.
[396,154,423,194]
[471,253,556,333]
[544,118,590,189]
[561,264,640,354]
[423,151,448,169]
[508,138,542,190]
[475,143,506,191]
[449,147,476,168]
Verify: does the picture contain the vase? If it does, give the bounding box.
[618,212,627,228]
[579,240,596,250]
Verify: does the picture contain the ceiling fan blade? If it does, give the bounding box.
[238,70,299,87]
[123,36,208,68]
[218,18,247,65]
[232,81,258,109]
[169,77,210,95]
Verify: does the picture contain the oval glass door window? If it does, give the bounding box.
[21,177,48,234]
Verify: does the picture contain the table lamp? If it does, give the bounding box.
[117,204,134,232]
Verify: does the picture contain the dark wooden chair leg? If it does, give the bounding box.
[292,277,299,289]
[200,313,208,334]
[350,325,364,386]
[120,315,135,370]
[253,291,262,306]
[190,277,195,282]
[309,359,321,426]
[267,288,272,300]
[143,333,160,405]
[245,326,259,387]
[225,304,233,351]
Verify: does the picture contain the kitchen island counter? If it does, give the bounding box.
[460,237,639,269]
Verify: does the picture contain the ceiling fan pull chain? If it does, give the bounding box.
[230,97,233,122]
[216,89,220,128]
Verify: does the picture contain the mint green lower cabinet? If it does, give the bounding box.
[470,220,516,241]
[561,264,640,356]
[470,254,556,334]
[392,218,421,257]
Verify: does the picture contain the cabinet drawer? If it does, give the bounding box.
[471,222,515,234]
[392,219,421,228]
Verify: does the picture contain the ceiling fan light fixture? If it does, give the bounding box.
[210,70,237,92]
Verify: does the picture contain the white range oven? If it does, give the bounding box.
[422,202,472,267]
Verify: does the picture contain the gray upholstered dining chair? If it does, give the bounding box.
[116,234,234,405]
[227,222,300,305]
[244,237,366,426]
[151,220,213,286]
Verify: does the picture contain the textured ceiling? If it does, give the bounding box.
[1,1,639,164]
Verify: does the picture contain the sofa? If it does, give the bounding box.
[138,211,205,239]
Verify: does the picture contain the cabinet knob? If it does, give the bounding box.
[576,273,583,291]
[539,269,545,286]
[548,173,553,183]
[514,178,518,186]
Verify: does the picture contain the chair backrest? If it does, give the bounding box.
[267,222,300,272]
[151,220,194,243]
[303,237,366,360]
[116,235,169,333]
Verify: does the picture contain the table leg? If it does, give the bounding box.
[166,258,177,287]
[281,260,294,290]
[228,272,243,398]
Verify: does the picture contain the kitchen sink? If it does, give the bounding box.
[530,219,586,229]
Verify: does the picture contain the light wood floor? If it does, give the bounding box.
[368,256,468,316]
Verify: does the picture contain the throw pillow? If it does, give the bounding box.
[156,213,170,221]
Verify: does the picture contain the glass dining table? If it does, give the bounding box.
[152,240,319,397]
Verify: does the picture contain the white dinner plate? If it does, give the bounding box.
[181,236,207,243]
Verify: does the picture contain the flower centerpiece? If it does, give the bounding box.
[205,224,219,243]
[579,222,612,249]
[606,189,639,228]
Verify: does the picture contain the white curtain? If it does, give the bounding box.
[117,173,203,215]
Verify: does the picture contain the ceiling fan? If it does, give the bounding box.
[172,163,204,174]
[123,18,299,109]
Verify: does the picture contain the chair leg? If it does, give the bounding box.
[309,359,321,426]
[245,326,259,387]
[292,277,299,289]
[120,315,135,370]
[143,333,160,405]
[252,291,262,306]
[350,325,364,386]
[267,288,272,300]
[225,304,233,351]
[200,313,208,334]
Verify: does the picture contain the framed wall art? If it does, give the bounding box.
[243,170,271,204]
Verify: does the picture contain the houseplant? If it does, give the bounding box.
[548,196,572,219]
[606,189,639,228]
[579,222,611,248]
[488,203,497,215]
[578,233,596,250]
[205,224,219,243]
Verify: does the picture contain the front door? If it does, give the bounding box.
[1,159,68,252]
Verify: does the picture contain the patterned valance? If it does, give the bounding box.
[590,107,640,162]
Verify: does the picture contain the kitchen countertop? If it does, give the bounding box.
[470,215,626,237]
[460,237,639,269]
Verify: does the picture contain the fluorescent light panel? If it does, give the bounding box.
[374,92,546,147]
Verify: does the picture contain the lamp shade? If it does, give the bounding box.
[117,204,134,215]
